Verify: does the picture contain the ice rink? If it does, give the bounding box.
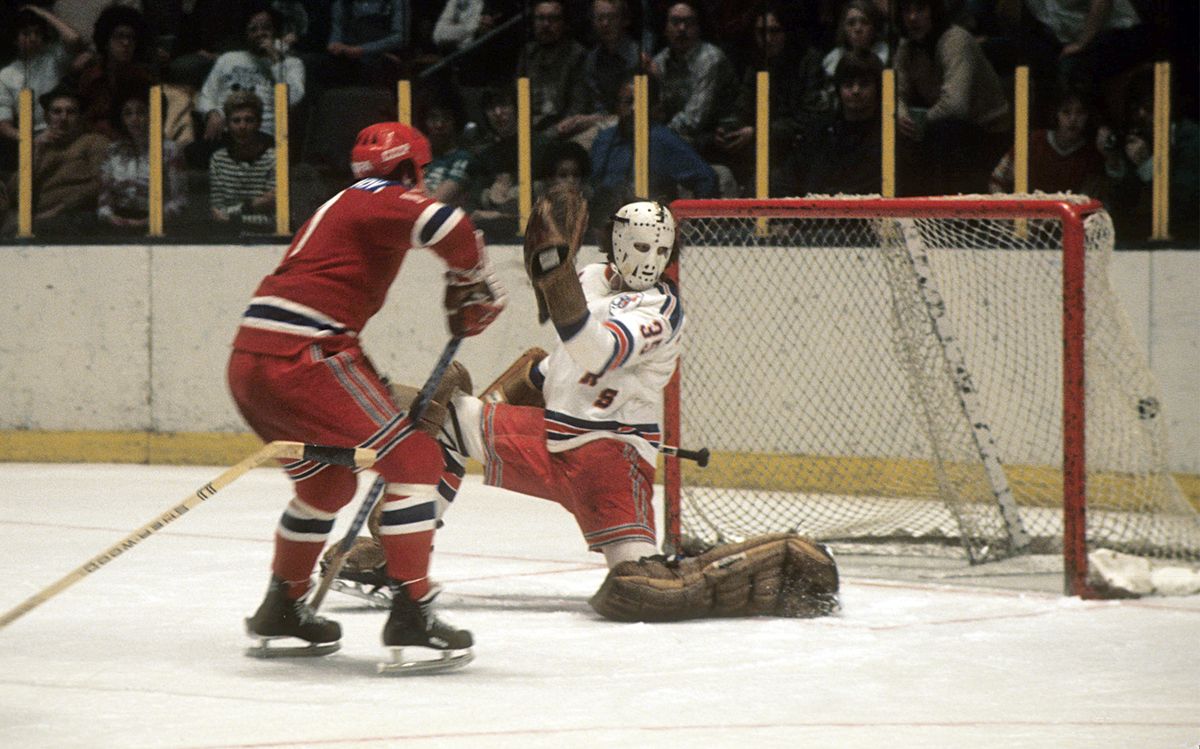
[1,463,1197,749]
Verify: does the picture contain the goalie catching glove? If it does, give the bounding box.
[445,231,506,338]
[523,183,589,328]
[589,533,839,622]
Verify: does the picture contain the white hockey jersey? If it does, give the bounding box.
[536,262,685,465]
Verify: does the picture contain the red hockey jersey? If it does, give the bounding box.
[233,178,482,356]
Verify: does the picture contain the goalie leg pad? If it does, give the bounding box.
[388,360,473,438]
[481,347,548,407]
[588,533,839,622]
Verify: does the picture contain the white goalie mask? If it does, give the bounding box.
[609,201,677,291]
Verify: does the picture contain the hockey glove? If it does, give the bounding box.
[445,235,506,338]
[523,184,589,327]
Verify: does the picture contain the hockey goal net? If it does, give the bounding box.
[663,196,1200,597]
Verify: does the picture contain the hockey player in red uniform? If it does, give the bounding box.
[227,121,505,666]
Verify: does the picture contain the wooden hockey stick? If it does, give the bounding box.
[660,444,710,467]
[311,336,464,611]
[0,441,376,631]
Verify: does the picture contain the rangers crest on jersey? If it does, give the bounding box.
[610,292,643,313]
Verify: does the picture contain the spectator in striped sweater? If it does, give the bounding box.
[208,90,275,232]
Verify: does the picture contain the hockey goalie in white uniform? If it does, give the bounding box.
[329,187,840,621]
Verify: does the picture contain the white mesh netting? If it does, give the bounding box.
[669,196,1200,566]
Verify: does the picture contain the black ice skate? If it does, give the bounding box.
[378,584,473,675]
[244,576,341,658]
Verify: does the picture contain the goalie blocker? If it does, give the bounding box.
[589,533,839,622]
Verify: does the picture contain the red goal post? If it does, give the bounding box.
[663,196,1200,598]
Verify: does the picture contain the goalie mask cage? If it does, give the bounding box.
[663,195,1200,597]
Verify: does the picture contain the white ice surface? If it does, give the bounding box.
[0,463,1197,749]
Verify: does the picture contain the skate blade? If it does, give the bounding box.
[377,647,474,675]
[330,579,392,609]
[245,636,341,659]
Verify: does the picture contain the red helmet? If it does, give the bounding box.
[349,122,432,182]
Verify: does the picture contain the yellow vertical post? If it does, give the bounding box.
[1013,66,1029,195]
[881,69,895,198]
[274,83,290,236]
[148,85,164,237]
[1013,66,1029,236]
[517,78,532,235]
[17,89,34,238]
[633,74,649,199]
[755,70,769,235]
[1151,61,1171,241]
[397,80,412,125]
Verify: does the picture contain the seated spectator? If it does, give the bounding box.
[208,91,276,232]
[648,1,738,151]
[419,97,473,207]
[1101,72,1199,244]
[0,6,85,172]
[97,87,187,234]
[537,138,592,199]
[713,4,830,195]
[554,0,640,144]
[2,85,108,238]
[988,87,1105,196]
[894,0,1011,195]
[789,50,884,196]
[822,0,890,80]
[468,85,552,235]
[195,5,305,146]
[320,0,411,88]
[517,0,589,135]
[1021,0,1151,92]
[589,75,719,219]
[76,6,157,139]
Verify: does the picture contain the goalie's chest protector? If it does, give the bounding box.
[540,263,685,464]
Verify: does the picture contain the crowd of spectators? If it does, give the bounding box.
[0,0,1195,244]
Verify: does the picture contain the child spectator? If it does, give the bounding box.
[208,90,276,232]
[0,6,86,171]
[988,88,1105,196]
[790,49,884,196]
[97,87,187,234]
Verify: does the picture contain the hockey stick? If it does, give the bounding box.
[0,441,376,631]
[660,444,710,467]
[310,336,464,611]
